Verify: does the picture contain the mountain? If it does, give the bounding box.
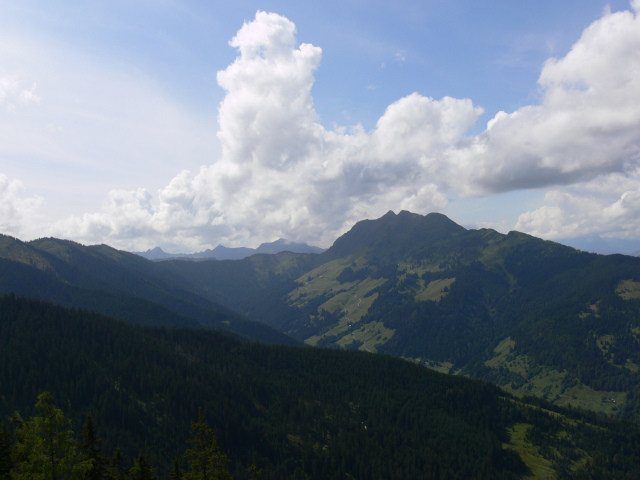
[157,211,640,424]
[255,238,325,255]
[134,239,324,261]
[2,294,639,479]
[3,211,640,425]
[0,234,297,345]
[558,234,640,255]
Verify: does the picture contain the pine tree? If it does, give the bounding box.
[0,422,12,480]
[168,460,181,480]
[106,449,126,480]
[79,414,105,480]
[245,465,261,480]
[127,451,155,480]
[11,391,91,480]
[182,409,231,480]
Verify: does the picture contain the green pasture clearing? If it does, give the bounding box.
[554,384,626,415]
[415,277,455,302]
[412,358,455,374]
[486,338,627,415]
[288,258,355,304]
[503,423,556,480]
[317,284,382,322]
[336,320,395,353]
[305,297,392,350]
[616,279,640,300]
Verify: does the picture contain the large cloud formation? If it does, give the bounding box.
[49,4,640,250]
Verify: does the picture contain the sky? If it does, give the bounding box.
[1,0,640,253]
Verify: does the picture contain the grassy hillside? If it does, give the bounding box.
[159,212,640,424]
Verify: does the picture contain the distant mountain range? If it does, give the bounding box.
[557,234,640,256]
[0,234,298,345]
[134,238,324,261]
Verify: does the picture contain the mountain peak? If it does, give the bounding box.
[255,238,324,255]
[325,211,466,260]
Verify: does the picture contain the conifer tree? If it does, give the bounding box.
[11,392,91,480]
[168,460,181,480]
[127,451,155,480]
[0,422,12,480]
[106,449,126,480]
[182,409,231,480]
[245,465,261,480]
[79,414,105,480]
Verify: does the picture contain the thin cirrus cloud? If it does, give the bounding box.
[12,2,640,250]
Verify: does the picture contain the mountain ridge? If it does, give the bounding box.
[0,234,298,345]
[3,211,640,424]
[134,238,324,261]
[154,210,640,424]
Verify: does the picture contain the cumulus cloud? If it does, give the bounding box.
[54,11,467,249]
[515,170,640,240]
[53,4,640,250]
[448,3,640,195]
[0,174,43,238]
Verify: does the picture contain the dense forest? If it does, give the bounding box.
[3,212,640,476]
[0,235,297,346]
[1,391,241,480]
[2,295,640,479]
[157,212,640,423]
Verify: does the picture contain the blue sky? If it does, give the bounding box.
[1,0,639,252]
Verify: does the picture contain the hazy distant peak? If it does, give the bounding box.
[135,238,324,261]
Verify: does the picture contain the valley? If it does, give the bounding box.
[2,210,640,478]
[154,211,640,424]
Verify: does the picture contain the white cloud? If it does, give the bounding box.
[19,83,40,104]
[515,170,640,240]
[51,4,640,250]
[54,11,463,250]
[0,174,43,238]
[0,72,40,108]
[468,5,638,192]
[0,73,18,102]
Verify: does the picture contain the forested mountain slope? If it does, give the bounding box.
[3,211,640,426]
[160,211,640,423]
[0,234,296,345]
[1,295,639,479]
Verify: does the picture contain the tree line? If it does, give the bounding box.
[0,391,251,480]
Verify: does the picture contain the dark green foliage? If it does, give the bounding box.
[336,266,373,284]
[183,410,231,480]
[10,392,91,480]
[169,460,182,480]
[1,295,639,479]
[128,451,156,480]
[79,414,106,480]
[156,211,640,424]
[107,449,126,480]
[0,422,11,480]
[0,236,296,345]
